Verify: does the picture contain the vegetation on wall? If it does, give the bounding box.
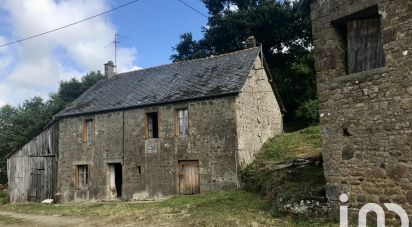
[171,0,318,127]
[242,126,326,216]
[0,71,105,184]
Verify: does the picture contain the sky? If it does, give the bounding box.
[0,0,208,107]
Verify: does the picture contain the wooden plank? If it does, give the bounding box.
[347,20,357,74]
[368,18,377,69]
[347,18,385,74]
[358,19,368,72]
[376,18,386,68]
[178,161,199,195]
[8,124,59,202]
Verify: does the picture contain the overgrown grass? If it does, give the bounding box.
[242,125,328,223]
[257,126,322,163]
[0,192,8,204]
[0,191,333,226]
[0,214,25,225]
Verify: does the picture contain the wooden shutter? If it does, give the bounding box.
[82,120,87,143]
[347,18,385,74]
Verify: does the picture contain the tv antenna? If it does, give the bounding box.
[105,33,132,72]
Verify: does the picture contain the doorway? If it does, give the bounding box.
[178,160,200,195]
[109,163,123,198]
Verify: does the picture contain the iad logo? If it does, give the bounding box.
[340,194,409,227]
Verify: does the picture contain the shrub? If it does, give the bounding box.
[295,99,319,125]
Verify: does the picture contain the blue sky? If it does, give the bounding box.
[111,0,208,67]
[0,0,208,106]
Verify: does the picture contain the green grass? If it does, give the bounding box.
[257,126,322,163]
[242,126,327,222]
[0,214,25,225]
[0,126,331,226]
[0,191,333,226]
[0,192,7,204]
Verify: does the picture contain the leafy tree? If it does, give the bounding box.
[171,0,317,127]
[170,33,209,62]
[0,71,105,184]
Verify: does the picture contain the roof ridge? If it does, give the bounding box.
[114,47,260,78]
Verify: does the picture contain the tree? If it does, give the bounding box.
[171,0,317,127]
[0,71,105,184]
[170,33,209,62]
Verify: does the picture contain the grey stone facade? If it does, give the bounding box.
[55,50,283,202]
[306,0,412,222]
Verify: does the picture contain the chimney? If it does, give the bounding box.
[246,36,256,48]
[104,61,115,79]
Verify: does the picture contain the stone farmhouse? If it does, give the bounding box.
[7,46,284,202]
[300,0,411,222]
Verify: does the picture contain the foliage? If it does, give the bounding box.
[171,0,317,126]
[0,191,333,226]
[170,33,209,62]
[242,126,325,218]
[0,71,105,184]
[295,99,320,125]
[0,192,7,204]
[253,125,321,163]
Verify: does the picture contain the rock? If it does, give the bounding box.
[406,191,412,204]
[41,199,54,204]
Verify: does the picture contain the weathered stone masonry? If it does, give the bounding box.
[54,48,283,202]
[8,47,283,203]
[306,0,412,222]
[236,56,283,167]
[58,97,241,201]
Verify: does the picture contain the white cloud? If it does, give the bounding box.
[0,0,140,106]
[0,99,6,107]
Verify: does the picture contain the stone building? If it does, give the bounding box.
[300,0,412,222]
[7,47,284,202]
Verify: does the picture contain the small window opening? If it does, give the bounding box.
[137,166,142,175]
[332,5,385,74]
[146,112,159,138]
[83,119,94,144]
[176,109,188,136]
[77,165,89,190]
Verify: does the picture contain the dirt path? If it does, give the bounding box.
[0,211,179,227]
[0,211,90,227]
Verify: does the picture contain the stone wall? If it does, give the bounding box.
[310,0,412,223]
[236,56,283,168]
[57,96,240,202]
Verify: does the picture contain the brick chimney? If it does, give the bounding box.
[246,36,256,48]
[104,61,115,79]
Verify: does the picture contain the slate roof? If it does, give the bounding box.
[55,47,279,118]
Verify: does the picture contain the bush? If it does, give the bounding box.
[0,191,8,204]
[295,99,319,125]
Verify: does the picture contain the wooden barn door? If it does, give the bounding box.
[30,168,44,202]
[178,160,199,195]
[29,157,56,202]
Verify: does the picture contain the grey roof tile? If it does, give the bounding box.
[55,47,261,117]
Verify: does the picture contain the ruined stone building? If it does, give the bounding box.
[7,47,284,202]
[300,0,411,222]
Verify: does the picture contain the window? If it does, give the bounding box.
[176,109,188,136]
[83,119,94,144]
[347,18,385,74]
[146,112,158,138]
[77,165,89,190]
[332,6,385,74]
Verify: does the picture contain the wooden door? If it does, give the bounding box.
[30,168,43,202]
[178,160,199,195]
